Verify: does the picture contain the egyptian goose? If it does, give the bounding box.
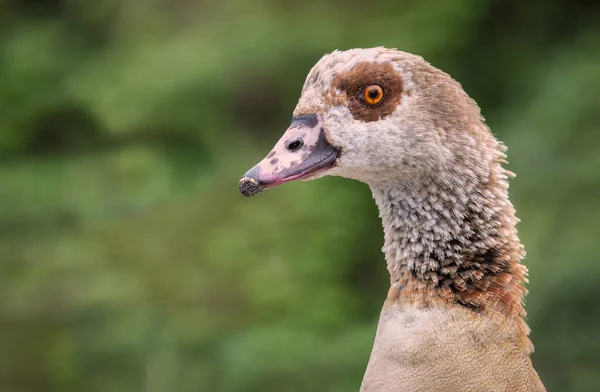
[239,47,546,391]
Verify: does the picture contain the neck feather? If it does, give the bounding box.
[370,148,528,318]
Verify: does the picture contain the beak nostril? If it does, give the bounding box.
[287,138,304,152]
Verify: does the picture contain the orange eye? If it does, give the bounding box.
[362,84,384,105]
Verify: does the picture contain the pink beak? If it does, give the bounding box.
[239,114,339,196]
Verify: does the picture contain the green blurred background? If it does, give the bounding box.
[1,0,599,391]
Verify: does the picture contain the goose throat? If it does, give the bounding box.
[370,167,528,316]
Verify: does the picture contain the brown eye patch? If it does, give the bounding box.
[332,62,404,122]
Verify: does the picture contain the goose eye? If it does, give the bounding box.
[362,84,384,105]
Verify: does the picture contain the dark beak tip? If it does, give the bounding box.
[239,177,261,197]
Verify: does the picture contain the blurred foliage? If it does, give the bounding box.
[0,0,599,391]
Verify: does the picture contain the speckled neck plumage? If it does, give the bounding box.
[370,145,528,318]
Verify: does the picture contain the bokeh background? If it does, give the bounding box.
[1,0,599,391]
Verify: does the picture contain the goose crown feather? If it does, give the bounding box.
[239,47,546,392]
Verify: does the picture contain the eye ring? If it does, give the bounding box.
[362,84,384,106]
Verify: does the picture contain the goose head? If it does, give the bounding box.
[239,47,491,195]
